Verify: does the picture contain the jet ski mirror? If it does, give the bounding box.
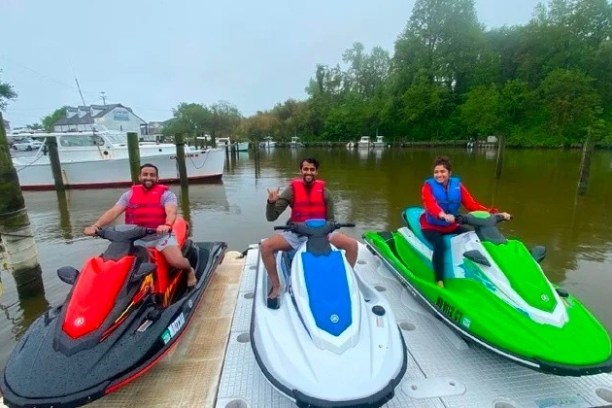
[57,266,79,285]
[530,245,546,263]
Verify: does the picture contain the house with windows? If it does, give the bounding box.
[53,104,146,134]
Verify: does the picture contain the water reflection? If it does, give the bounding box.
[0,264,49,341]
[56,190,72,240]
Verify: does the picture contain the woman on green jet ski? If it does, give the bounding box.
[420,155,512,288]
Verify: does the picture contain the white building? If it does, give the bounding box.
[53,104,146,134]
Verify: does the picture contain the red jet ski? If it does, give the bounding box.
[1,218,226,408]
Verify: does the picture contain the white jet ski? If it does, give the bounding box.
[250,220,407,408]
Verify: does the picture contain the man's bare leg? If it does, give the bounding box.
[329,232,358,267]
[162,246,197,287]
[260,234,292,301]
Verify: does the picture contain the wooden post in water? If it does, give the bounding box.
[46,136,65,192]
[56,190,73,240]
[180,184,191,225]
[127,132,140,184]
[577,131,595,196]
[175,133,189,189]
[495,135,505,179]
[0,112,44,295]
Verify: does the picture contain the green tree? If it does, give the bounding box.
[401,78,454,140]
[163,103,212,137]
[0,70,17,110]
[41,107,67,131]
[459,85,501,136]
[342,42,391,98]
[394,0,484,93]
[209,101,242,140]
[538,68,601,145]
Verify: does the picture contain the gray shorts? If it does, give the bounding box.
[279,230,336,250]
[136,233,177,252]
[280,231,308,250]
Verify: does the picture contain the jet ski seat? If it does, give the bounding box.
[403,207,456,250]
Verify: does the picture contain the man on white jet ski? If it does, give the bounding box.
[262,157,358,309]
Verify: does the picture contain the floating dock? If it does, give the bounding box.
[216,244,612,408]
[3,245,612,408]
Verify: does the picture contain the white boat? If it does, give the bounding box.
[345,141,355,149]
[357,136,372,149]
[260,137,276,149]
[236,141,249,152]
[215,137,232,148]
[373,135,386,148]
[289,136,303,148]
[12,130,225,190]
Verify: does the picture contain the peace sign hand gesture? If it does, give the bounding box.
[267,187,281,204]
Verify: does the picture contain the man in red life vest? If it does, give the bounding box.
[83,163,197,287]
[261,157,358,309]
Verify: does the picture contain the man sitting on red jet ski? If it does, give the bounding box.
[84,163,197,287]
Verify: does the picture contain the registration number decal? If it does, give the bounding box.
[161,313,186,344]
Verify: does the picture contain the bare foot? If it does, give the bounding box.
[187,268,197,287]
[267,286,281,299]
[436,280,444,289]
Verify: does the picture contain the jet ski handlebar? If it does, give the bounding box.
[456,212,509,227]
[273,221,355,237]
[95,224,158,243]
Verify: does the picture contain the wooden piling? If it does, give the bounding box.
[46,135,65,191]
[495,135,505,179]
[577,132,595,196]
[56,190,73,240]
[0,112,44,293]
[180,184,191,225]
[127,132,140,184]
[175,133,189,189]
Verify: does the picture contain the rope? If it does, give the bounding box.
[188,148,211,170]
[0,231,34,238]
[14,151,44,173]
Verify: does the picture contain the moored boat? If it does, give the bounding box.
[12,130,225,190]
[357,136,372,149]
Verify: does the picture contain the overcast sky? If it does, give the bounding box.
[1,0,542,127]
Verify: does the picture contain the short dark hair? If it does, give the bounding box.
[433,155,452,172]
[140,163,159,176]
[300,157,320,170]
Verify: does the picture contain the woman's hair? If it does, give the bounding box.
[433,155,452,171]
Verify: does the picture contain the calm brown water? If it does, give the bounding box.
[1,147,611,369]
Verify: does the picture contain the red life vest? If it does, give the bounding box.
[124,184,168,228]
[290,179,327,222]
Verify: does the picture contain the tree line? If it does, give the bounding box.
[2,0,611,147]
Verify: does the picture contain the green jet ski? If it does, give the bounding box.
[363,206,612,376]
